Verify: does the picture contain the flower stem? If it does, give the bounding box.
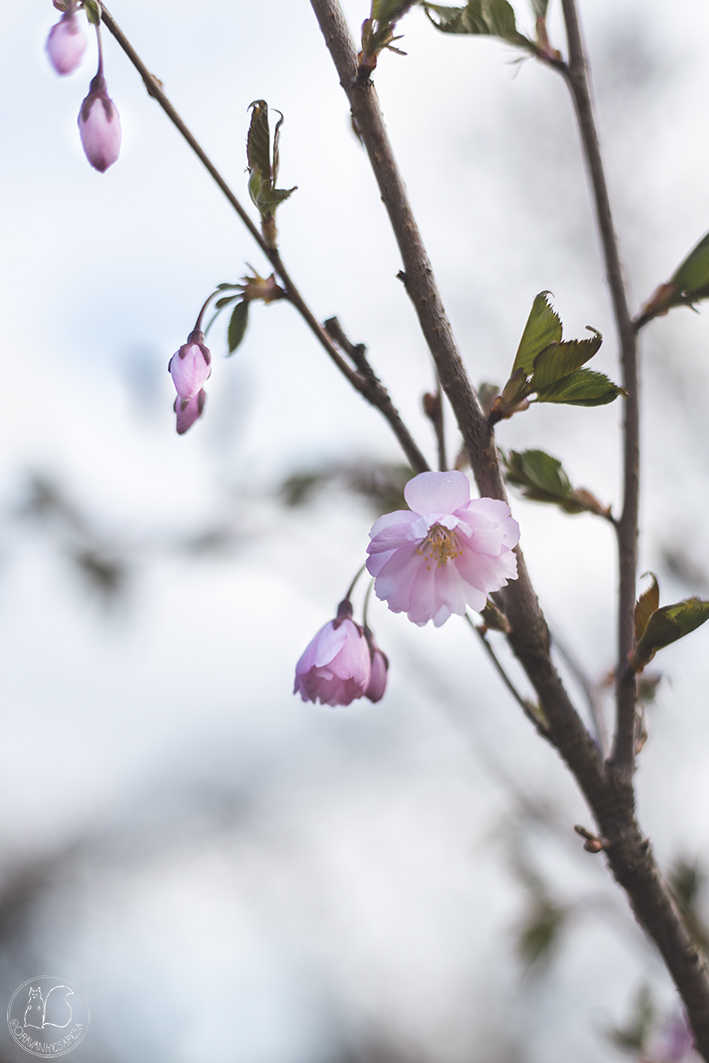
[344,563,367,603]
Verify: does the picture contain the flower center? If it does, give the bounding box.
[417,523,463,568]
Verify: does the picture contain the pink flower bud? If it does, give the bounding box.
[168,330,212,402]
[46,11,87,76]
[174,389,206,435]
[364,628,389,703]
[294,600,371,707]
[78,74,121,173]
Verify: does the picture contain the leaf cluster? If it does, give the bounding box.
[489,293,623,424]
[629,574,709,672]
[503,449,610,518]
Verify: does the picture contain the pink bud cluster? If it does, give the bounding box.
[45,7,122,173]
[294,600,389,707]
[168,330,212,435]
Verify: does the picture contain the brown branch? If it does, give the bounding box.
[98,3,428,476]
[308,0,605,799]
[558,0,639,780]
[309,1,709,1054]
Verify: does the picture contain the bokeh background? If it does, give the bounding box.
[2,1,709,1060]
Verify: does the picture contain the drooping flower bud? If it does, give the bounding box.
[294,600,371,707]
[175,389,206,435]
[168,330,212,402]
[78,74,122,173]
[364,627,389,703]
[46,10,87,76]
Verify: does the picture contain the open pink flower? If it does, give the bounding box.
[294,600,371,707]
[366,471,520,627]
[46,11,87,76]
[78,74,121,172]
[169,330,212,402]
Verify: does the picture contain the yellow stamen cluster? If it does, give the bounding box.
[417,524,463,570]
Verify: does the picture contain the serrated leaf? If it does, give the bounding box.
[504,449,589,513]
[530,332,602,390]
[425,0,532,46]
[247,100,272,180]
[227,299,249,354]
[632,597,709,669]
[272,111,284,184]
[534,368,624,406]
[634,573,660,644]
[513,292,563,374]
[671,231,709,301]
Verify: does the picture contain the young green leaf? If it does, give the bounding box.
[227,299,250,354]
[670,230,709,302]
[529,332,602,391]
[424,0,532,47]
[513,292,562,374]
[503,449,607,515]
[630,597,709,671]
[83,0,101,25]
[534,369,624,407]
[531,0,548,17]
[634,573,660,644]
[247,100,272,181]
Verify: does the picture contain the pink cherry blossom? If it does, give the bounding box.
[168,330,212,402]
[175,389,206,435]
[46,11,87,76]
[364,628,389,703]
[78,74,121,172]
[294,600,371,707]
[366,470,520,627]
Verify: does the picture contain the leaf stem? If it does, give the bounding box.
[97,3,429,476]
[557,0,639,781]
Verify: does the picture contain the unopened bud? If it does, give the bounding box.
[175,389,206,435]
[168,330,212,402]
[78,74,122,173]
[46,11,87,75]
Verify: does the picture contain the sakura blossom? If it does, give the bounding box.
[169,330,212,403]
[78,74,122,172]
[366,471,520,627]
[46,11,87,76]
[294,600,371,707]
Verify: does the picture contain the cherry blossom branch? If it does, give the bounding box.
[558,0,639,780]
[98,3,428,476]
[309,1,709,1053]
[463,614,543,732]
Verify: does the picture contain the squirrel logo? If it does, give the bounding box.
[22,985,73,1031]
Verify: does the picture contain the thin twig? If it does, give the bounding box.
[464,615,544,733]
[549,628,607,755]
[558,0,639,780]
[98,3,429,476]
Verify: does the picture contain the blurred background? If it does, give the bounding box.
[2,1,709,1060]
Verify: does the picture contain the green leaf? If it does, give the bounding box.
[635,597,709,663]
[634,573,660,644]
[215,295,238,310]
[247,100,272,181]
[424,0,532,46]
[534,368,624,406]
[256,186,297,215]
[671,230,709,301]
[272,111,284,185]
[513,292,562,374]
[503,449,589,513]
[373,0,418,21]
[227,300,249,354]
[529,332,602,391]
[83,0,101,25]
[531,0,548,17]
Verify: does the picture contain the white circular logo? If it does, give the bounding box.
[7,977,89,1057]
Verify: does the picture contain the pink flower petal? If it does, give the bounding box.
[404,470,470,516]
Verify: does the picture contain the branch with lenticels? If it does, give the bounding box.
[308,0,709,1055]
